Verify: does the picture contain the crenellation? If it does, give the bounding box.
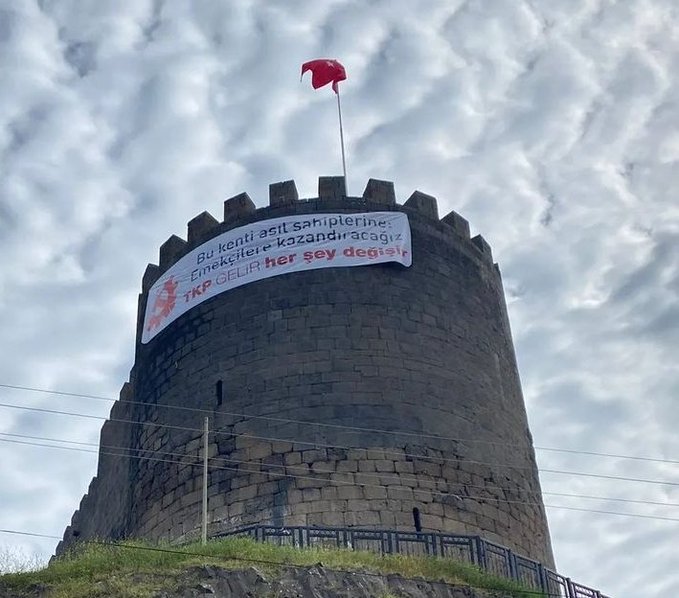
[362,178,396,205]
[68,510,81,539]
[159,234,188,269]
[269,180,299,207]
[141,263,161,292]
[145,181,502,283]
[187,211,219,246]
[120,380,133,401]
[223,192,256,224]
[471,234,493,261]
[441,209,471,239]
[404,190,439,219]
[318,175,346,199]
[108,400,130,424]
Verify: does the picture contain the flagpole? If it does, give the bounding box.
[336,86,347,189]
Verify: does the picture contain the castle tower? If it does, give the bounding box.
[57,177,554,567]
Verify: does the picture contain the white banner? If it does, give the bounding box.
[142,212,412,343]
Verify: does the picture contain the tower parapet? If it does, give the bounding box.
[57,177,554,568]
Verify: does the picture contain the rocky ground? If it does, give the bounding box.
[0,564,510,598]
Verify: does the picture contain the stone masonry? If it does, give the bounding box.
[56,177,555,568]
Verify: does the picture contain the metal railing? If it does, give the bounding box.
[214,524,610,598]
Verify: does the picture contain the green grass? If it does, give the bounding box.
[0,537,545,598]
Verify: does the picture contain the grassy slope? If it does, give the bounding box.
[0,537,544,598]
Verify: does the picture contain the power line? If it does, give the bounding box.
[0,384,111,403]
[2,382,676,466]
[6,435,538,503]
[2,435,679,525]
[540,504,679,521]
[0,431,98,448]
[0,402,105,422]
[541,490,678,509]
[538,468,679,487]
[0,529,61,540]
[3,430,679,510]
[2,402,679,489]
[0,402,554,478]
[536,445,679,465]
[0,438,99,455]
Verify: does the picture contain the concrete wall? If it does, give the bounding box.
[56,177,554,568]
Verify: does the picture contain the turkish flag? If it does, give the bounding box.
[301,59,347,93]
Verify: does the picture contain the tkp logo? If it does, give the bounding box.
[146,276,178,332]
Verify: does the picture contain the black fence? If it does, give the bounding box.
[214,525,610,598]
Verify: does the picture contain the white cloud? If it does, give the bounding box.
[1,1,678,596]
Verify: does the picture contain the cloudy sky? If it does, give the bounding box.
[1,0,678,596]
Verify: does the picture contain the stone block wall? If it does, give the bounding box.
[56,177,554,568]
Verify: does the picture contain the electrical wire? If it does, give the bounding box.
[2,382,676,466]
[2,435,679,524]
[2,401,678,489]
[0,529,61,540]
[3,430,679,510]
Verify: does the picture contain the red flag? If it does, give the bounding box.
[301,59,346,93]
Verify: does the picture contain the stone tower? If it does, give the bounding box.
[56,177,554,567]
